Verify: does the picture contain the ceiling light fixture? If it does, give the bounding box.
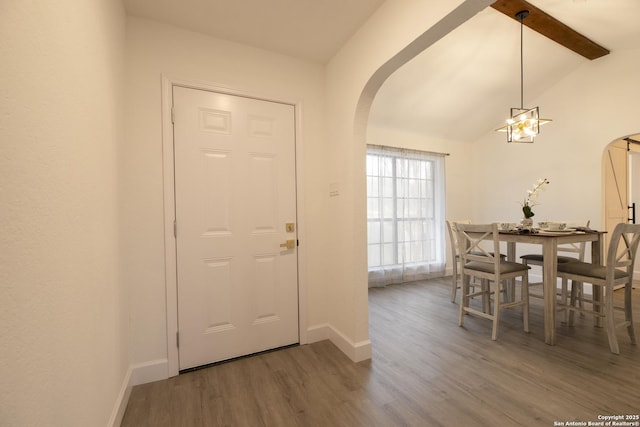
[496,10,551,143]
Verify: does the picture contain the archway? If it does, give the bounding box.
[323,0,494,362]
[350,0,493,356]
[602,133,640,278]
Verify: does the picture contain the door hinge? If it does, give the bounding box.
[174,220,177,238]
[171,106,175,124]
[176,332,180,348]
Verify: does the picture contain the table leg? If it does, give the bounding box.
[506,242,516,301]
[507,242,516,262]
[543,239,558,345]
[592,234,604,328]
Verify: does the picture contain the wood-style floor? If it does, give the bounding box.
[122,278,640,426]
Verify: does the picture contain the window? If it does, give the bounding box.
[366,145,446,287]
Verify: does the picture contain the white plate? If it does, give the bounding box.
[539,228,576,233]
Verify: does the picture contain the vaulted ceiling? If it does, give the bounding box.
[370,0,640,142]
[124,0,640,142]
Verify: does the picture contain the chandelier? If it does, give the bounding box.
[496,10,551,143]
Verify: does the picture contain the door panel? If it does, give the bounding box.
[604,141,628,255]
[173,86,298,370]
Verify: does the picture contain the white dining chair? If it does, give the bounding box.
[448,219,507,304]
[457,223,530,340]
[556,222,640,354]
[446,219,471,303]
[520,220,590,314]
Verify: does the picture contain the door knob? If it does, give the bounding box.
[279,239,295,249]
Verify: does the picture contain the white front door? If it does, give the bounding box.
[173,86,299,370]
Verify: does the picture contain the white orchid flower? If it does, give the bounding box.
[521,178,550,218]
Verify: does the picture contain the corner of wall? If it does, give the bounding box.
[130,358,170,386]
[108,367,133,427]
[109,358,170,425]
[306,323,372,363]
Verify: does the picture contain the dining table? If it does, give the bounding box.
[497,228,605,345]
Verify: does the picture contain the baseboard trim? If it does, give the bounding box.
[109,359,169,426]
[306,323,330,343]
[306,323,372,363]
[131,358,169,386]
[127,324,375,389]
[108,366,132,427]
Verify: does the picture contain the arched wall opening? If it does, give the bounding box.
[342,2,640,361]
[344,0,493,359]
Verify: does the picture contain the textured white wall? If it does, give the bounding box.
[471,48,640,226]
[469,48,640,259]
[124,17,327,373]
[0,1,128,426]
[369,50,640,272]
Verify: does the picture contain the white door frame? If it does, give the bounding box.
[161,75,308,377]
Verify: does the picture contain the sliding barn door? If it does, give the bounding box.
[604,141,628,255]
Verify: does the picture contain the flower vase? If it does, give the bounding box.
[521,218,533,228]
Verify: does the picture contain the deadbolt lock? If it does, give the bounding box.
[286,223,295,232]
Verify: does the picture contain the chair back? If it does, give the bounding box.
[558,220,591,261]
[606,223,640,278]
[446,220,471,259]
[456,223,501,271]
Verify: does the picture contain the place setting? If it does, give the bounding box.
[497,221,592,235]
[537,221,577,234]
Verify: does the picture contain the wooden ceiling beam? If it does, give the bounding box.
[490,0,609,60]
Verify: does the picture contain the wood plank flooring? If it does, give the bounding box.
[122,278,640,426]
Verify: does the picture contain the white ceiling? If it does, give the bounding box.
[123,0,386,63]
[123,0,640,142]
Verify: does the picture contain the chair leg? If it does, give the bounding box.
[451,258,458,303]
[522,275,530,333]
[492,281,500,340]
[625,281,636,345]
[459,274,468,327]
[560,277,569,324]
[481,279,491,314]
[568,280,578,326]
[576,281,584,316]
[604,286,620,354]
